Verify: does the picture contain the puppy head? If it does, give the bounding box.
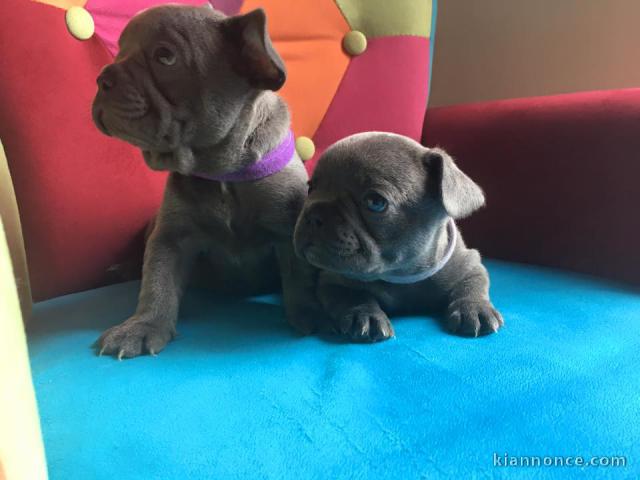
[91,5,285,173]
[293,132,485,278]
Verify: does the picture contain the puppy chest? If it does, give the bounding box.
[169,176,283,250]
[197,200,274,251]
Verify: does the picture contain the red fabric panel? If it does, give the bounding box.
[0,0,166,300]
[307,35,430,173]
[423,89,640,285]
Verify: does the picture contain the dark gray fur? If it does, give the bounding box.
[293,132,504,342]
[92,5,319,358]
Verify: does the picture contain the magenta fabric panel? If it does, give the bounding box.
[307,35,430,173]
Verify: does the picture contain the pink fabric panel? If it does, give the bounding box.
[307,35,430,173]
[85,0,205,57]
[209,0,243,16]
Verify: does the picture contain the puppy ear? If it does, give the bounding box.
[423,148,485,219]
[222,9,286,91]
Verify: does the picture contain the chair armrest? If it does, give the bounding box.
[423,89,640,284]
[0,220,47,480]
[0,140,31,317]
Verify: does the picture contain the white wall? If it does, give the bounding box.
[429,0,640,107]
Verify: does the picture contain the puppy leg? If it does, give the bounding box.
[275,244,327,335]
[97,226,197,358]
[445,263,503,337]
[318,283,394,342]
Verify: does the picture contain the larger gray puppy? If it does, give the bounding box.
[92,5,318,358]
[294,132,504,342]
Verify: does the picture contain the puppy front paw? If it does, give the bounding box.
[96,316,175,359]
[336,305,394,343]
[446,300,503,337]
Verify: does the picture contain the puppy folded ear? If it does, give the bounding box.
[222,9,286,91]
[424,148,485,219]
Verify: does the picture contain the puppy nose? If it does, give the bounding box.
[306,212,323,229]
[97,67,116,92]
[337,227,360,250]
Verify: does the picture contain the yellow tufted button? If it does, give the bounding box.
[342,30,367,56]
[295,136,315,162]
[65,6,95,41]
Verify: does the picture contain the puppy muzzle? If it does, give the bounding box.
[96,65,150,119]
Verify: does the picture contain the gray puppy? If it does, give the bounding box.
[293,132,504,342]
[92,5,319,358]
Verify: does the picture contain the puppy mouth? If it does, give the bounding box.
[92,69,175,149]
[93,108,111,136]
[300,241,367,275]
[92,103,169,150]
[307,243,359,259]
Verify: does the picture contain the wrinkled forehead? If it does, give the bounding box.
[118,5,222,52]
[314,138,426,200]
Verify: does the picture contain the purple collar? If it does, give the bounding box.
[192,130,295,182]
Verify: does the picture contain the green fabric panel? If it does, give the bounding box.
[335,0,432,38]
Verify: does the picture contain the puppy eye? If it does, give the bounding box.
[153,46,176,66]
[364,192,388,213]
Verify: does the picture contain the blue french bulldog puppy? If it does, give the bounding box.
[294,132,503,342]
[92,5,321,358]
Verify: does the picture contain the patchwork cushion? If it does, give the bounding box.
[0,0,433,300]
[29,260,640,479]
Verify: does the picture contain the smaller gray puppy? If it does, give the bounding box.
[294,132,504,342]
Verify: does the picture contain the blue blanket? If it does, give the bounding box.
[28,260,640,479]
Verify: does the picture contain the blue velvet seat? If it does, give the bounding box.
[28,260,640,479]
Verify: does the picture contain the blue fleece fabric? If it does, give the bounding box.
[28,260,640,479]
